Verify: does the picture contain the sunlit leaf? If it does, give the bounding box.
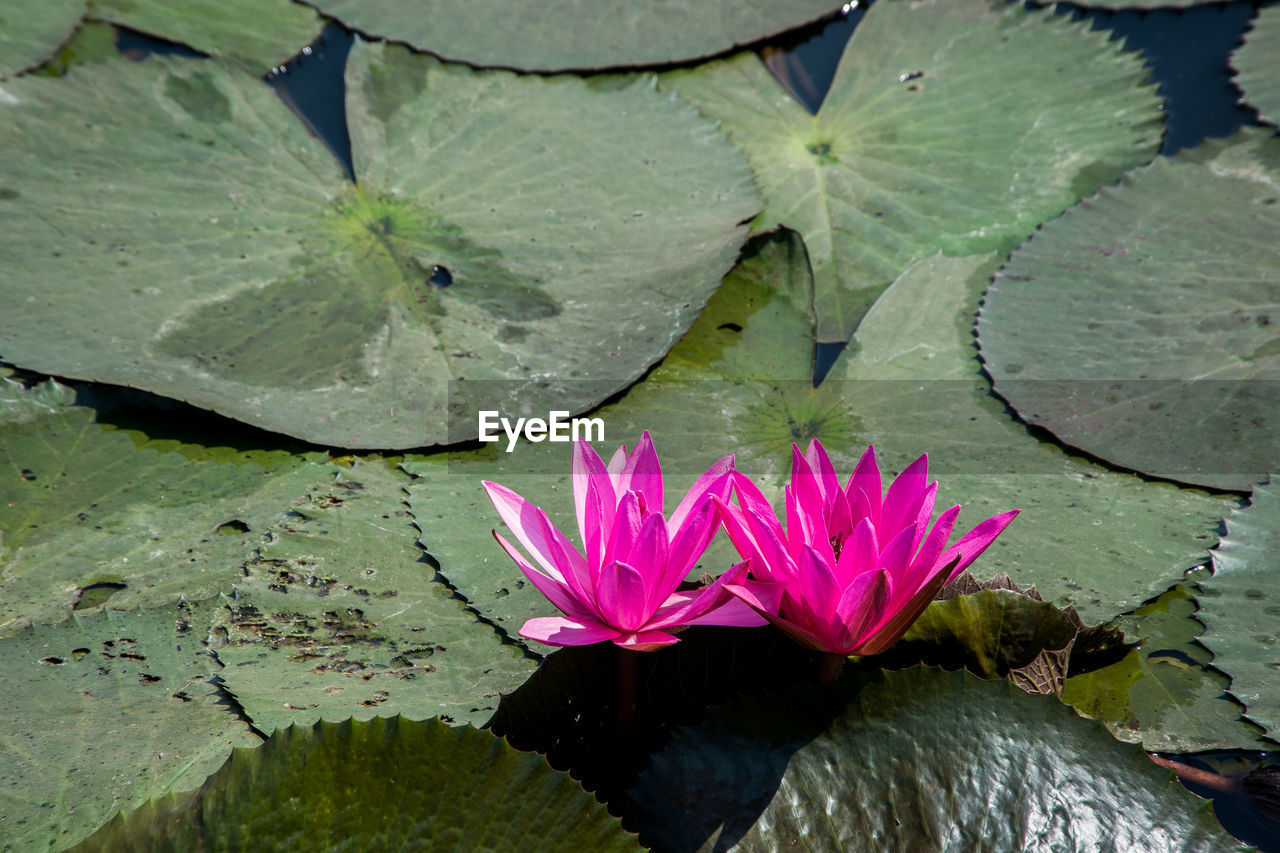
[978,130,1280,491]
[0,0,83,77]
[0,41,757,447]
[660,0,1161,346]
[1234,5,1280,127]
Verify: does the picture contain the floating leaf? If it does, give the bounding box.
[408,232,1235,635]
[1199,478,1280,737]
[78,716,641,851]
[1063,582,1272,753]
[0,598,259,851]
[624,666,1241,851]
[91,0,321,71]
[660,0,1162,346]
[209,459,534,732]
[0,374,334,632]
[0,41,757,447]
[0,0,83,77]
[1234,5,1280,128]
[978,130,1280,491]
[307,0,839,72]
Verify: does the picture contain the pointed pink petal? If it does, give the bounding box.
[879,454,929,539]
[876,521,920,582]
[534,508,593,606]
[669,456,734,532]
[827,487,854,543]
[614,629,681,650]
[572,439,614,546]
[789,446,828,545]
[627,513,671,612]
[722,575,785,615]
[520,616,622,647]
[483,481,577,583]
[713,496,768,571]
[845,446,882,526]
[648,562,765,629]
[894,505,960,607]
[911,482,938,551]
[603,491,643,569]
[607,444,628,481]
[582,481,607,576]
[854,556,958,655]
[618,430,664,517]
[833,568,892,650]
[681,596,768,628]
[493,532,595,621]
[939,509,1020,581]
[798,544,842,624]
[663,498,717,597]
[595,560,649,632]
[849,486,874,527]
[730,472,784,540]
[834,517,878,587]
[805,439,842,505]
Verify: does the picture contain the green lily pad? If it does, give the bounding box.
[78,716,641,852]
[92,0,322,71]
[0,374,336,633]
[0,0,83,77]
[977,130,1280,492]
[408,231,1235,636]
[209,459,535,732]
[0,41,757,448]
[1063,581,1272,753]
[660,0,1162,346]
[624,666,1241,851]
[0,598,260,852]
[1199,478,1280,737]
[1234,5,1280,128]
[307,0,839,72]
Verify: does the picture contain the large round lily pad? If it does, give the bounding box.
[306,0,839,72]
[978,130,1280,492]
[79,716,641,851]
[92,0,323,72]
[0,598,260,852]
[660,0,1162,347]
[1233,4,1280,128]
[406,231,1235,639]
[624,666,1239,851]
[0,0,83,77]
[1199,478,1280,737]
[0,41,758,448]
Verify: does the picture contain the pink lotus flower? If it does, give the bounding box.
[718,442,1019,657]
[483,432,766,652]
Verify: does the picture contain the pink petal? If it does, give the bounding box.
[681,595,768,628]
[483,481,577,583]
[712,496,768,571]
[827,487,854,544]
[790,445,827,528]
[620,431,664,517]
[911,482,938,551]
[603,491,643,569]
[894,505,960,607]
[572,439,614,546]
[649,562,765,629]
[939,509,1020,581]
[729,472,784,541]
[805,439,842,506]
[607,444,628,481]
[854,556,958,655]
[596,560,649,632]
[520,616,622,647]
[834,517,878,587]
[879,454,929,539]
[845,446,882,526]
[833,568,892,650]
[669,457,735,532]
[875,521,920,582]
[664,498,717,596]
[494,531,596,621]
[614,629,681,650]
[626,513,671,612]
[582,481,608,575]
[534,508,593,607]
[798,544,842,624]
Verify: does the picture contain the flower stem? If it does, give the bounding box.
[617,647,638,738]
[817,651,845,684]
[1148,754,1236,794]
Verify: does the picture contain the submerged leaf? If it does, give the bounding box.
[78,716,641,851]
[624,666,1241,851]
[661,0,1162,345]
[978,130,1280,491]
[0,41,757,447]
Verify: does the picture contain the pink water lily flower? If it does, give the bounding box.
[483,432,766,652]
[718,442,1018,657]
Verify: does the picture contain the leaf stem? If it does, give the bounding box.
[617,646,638,738]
